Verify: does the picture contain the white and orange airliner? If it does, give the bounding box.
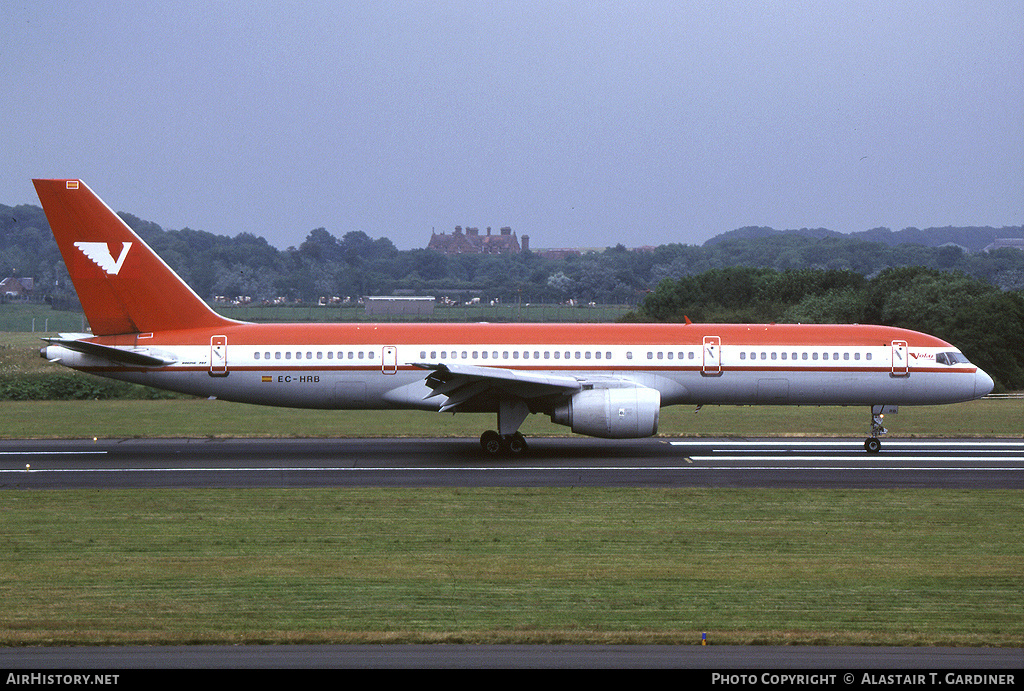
[34,179,994,454]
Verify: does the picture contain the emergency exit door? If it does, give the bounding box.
[702,335,721,375]
[382,346,397,374]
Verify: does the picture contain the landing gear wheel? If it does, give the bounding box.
[506,432,529,455]
[480,430,502,456]
[864,437,881,453]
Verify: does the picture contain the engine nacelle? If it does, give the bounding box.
[550,387,661,439]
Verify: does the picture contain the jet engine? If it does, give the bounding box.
[550,387,661,438]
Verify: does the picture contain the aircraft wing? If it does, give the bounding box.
[414,362,584,412]
[43,337,177,368]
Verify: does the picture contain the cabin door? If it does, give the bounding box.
[210,335,228,377]
[891,340,909,376]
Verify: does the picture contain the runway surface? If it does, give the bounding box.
[1,436,1022,489]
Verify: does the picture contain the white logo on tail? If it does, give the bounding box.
[74,242,132,275]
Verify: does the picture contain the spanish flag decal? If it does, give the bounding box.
[262,376,272,382]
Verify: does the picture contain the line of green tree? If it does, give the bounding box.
[628,265,1024,392]
[2,202,1021,390]
[2,202,1022,307]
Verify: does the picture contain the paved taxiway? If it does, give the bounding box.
[1,437,1021,490]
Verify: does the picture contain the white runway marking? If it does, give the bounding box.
[668,440,1024,447]
[687,456,1024,463]
[0,451,107,455]
[667,439,1024,467]
[3,465,1020,474]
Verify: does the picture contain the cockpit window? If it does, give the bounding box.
[936,351,970,366]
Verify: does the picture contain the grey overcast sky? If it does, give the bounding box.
[3,1,1022,250]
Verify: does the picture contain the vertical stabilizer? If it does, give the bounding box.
[33,179,236,335]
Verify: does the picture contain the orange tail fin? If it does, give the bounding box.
[33,179,236,336]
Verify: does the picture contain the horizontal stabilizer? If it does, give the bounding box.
[43,338,176,368]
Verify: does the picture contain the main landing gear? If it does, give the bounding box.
[480,430,529,456]
[864,405,895,453]
[480,396,531,456]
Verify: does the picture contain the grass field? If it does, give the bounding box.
[2,488,1021,647]
[0,395,1020,439]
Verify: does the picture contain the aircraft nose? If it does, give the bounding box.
[974,368,994,399]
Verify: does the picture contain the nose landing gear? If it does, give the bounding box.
[865,405,896,453]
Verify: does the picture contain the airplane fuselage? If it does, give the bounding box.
[43,321,990,412]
